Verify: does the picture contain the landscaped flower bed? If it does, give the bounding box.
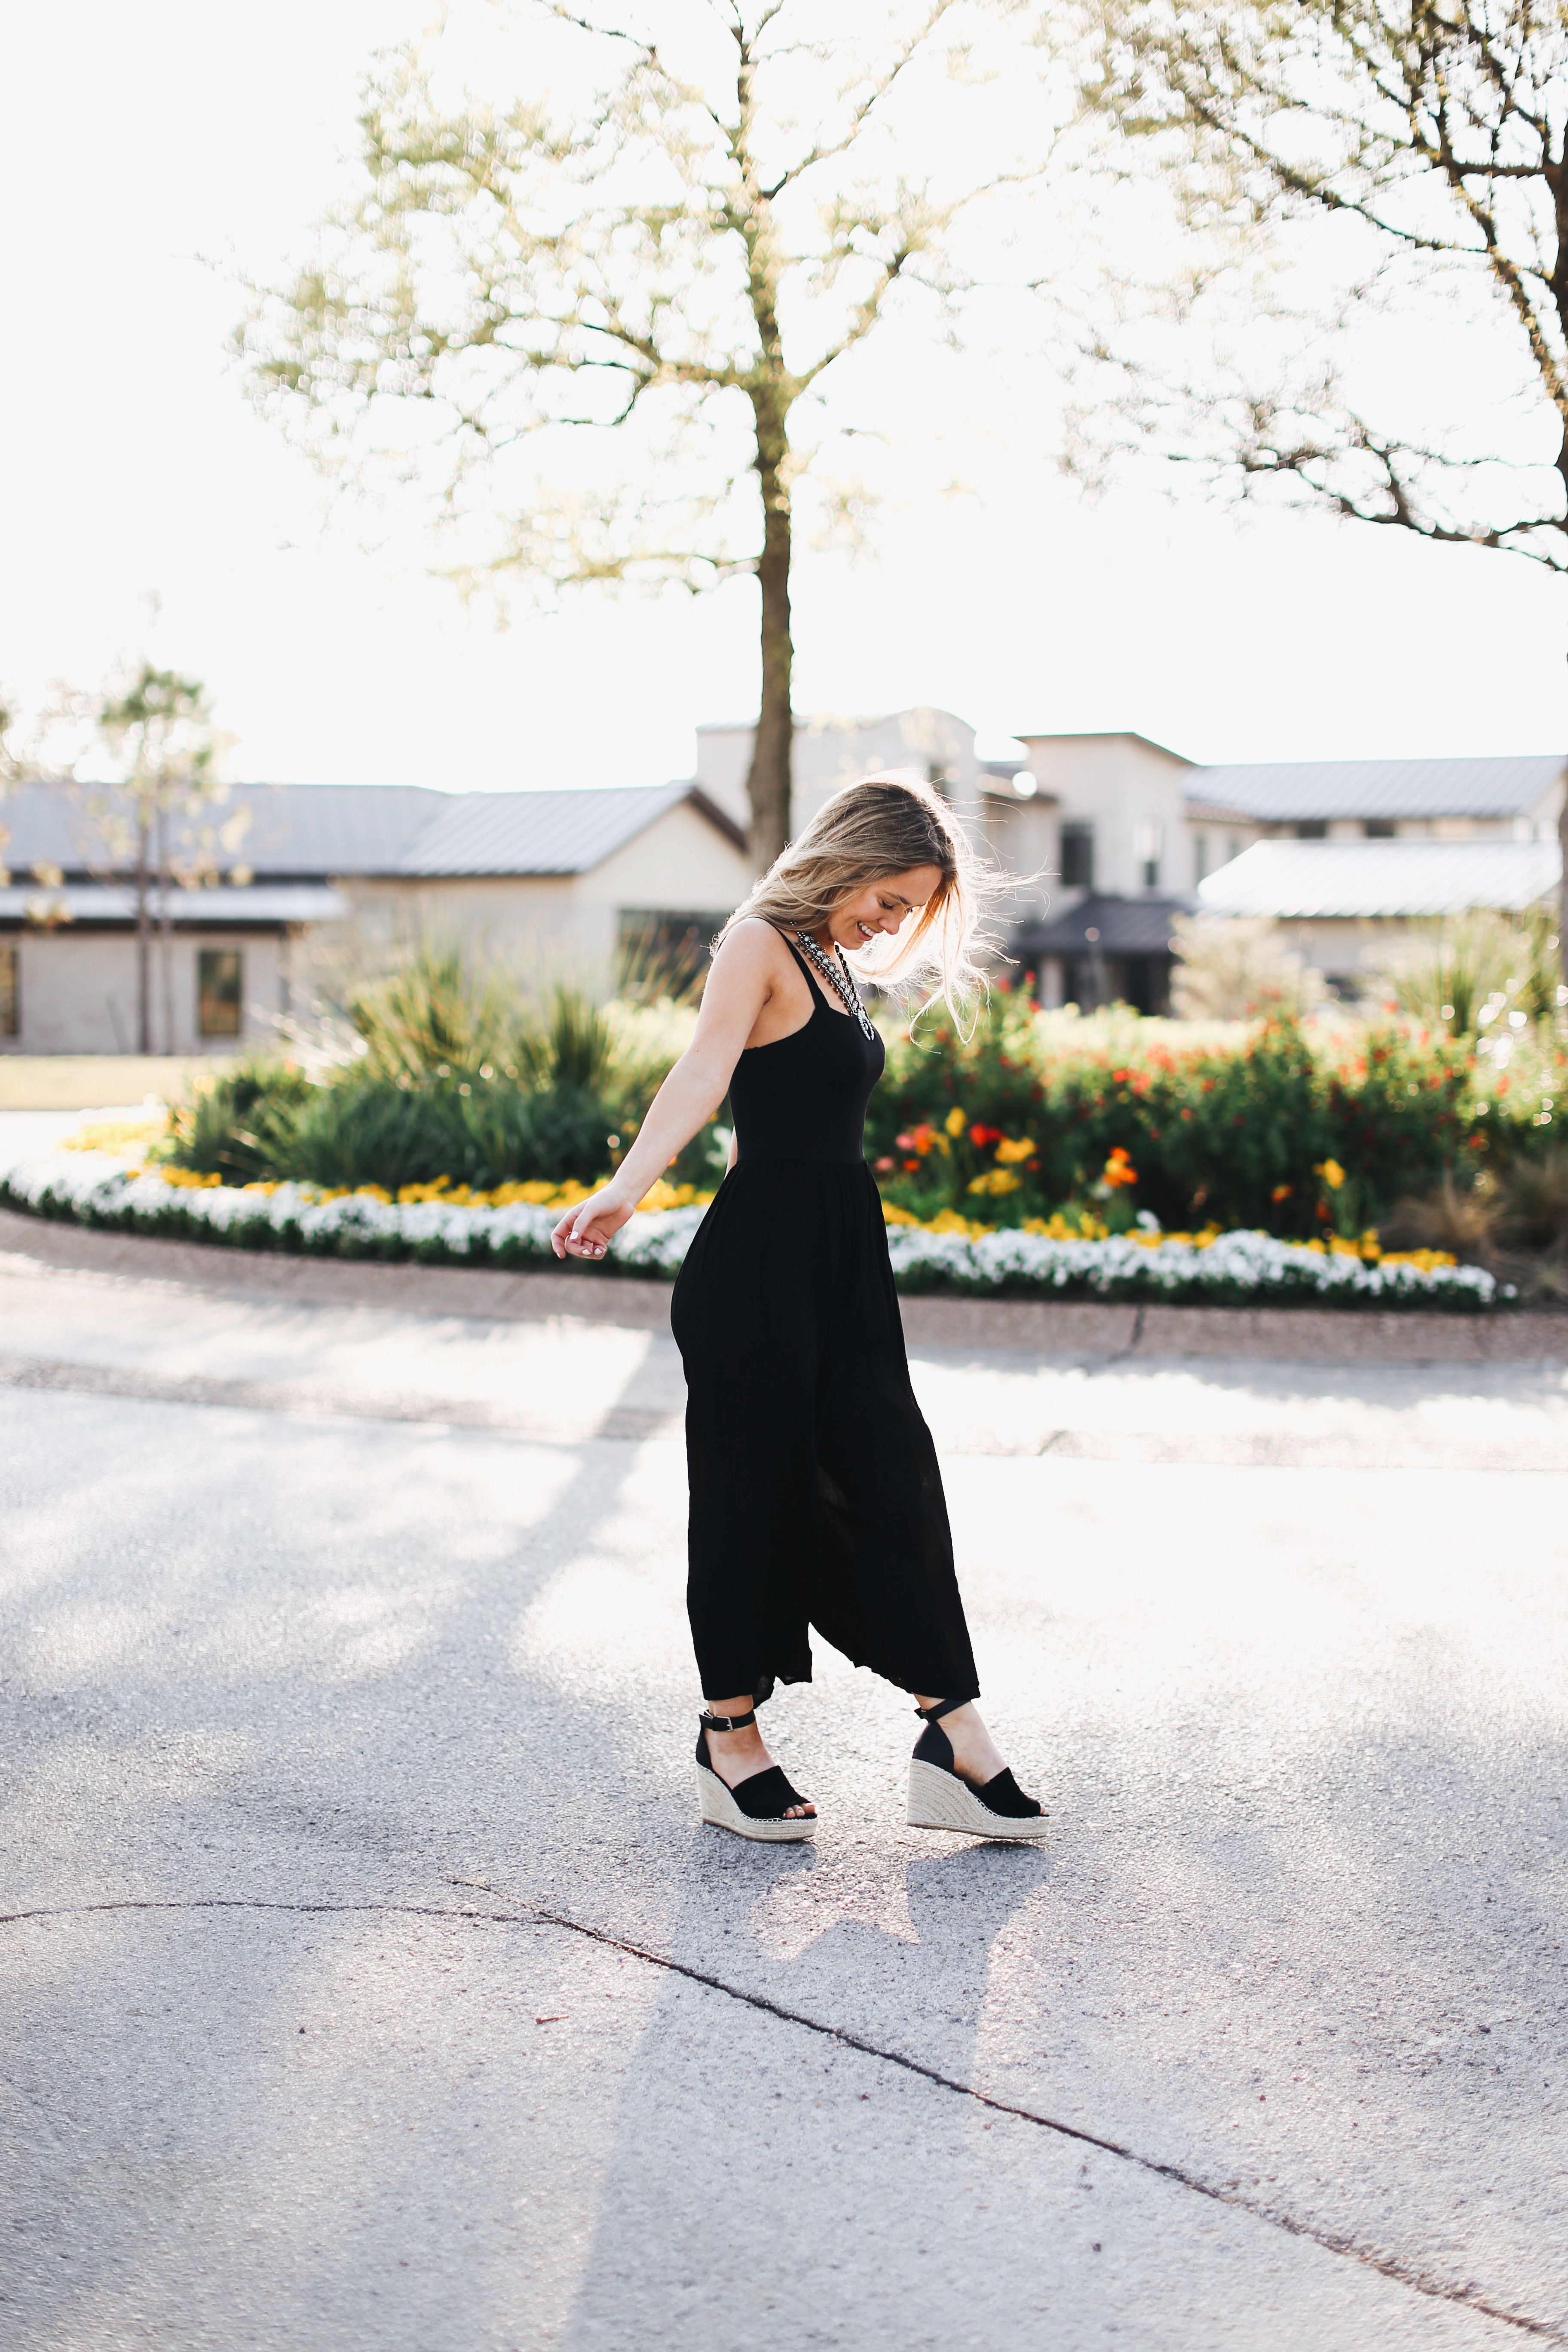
[0,1146,1502,1308]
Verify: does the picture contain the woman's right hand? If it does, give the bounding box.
[551,1183,636,1262]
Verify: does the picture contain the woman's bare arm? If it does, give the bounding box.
[550,924,779,1260]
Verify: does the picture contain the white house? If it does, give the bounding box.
[694,707,988,835]
[1196,835,1563,995]
[675,714,1568,1012]
[0,780,750,1056]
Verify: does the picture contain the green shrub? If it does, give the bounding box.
[160,946,1563,1237]
[161,950,716,1194]
[869,991,1487,1237]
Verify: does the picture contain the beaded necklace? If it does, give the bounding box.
[793,928,878,1044]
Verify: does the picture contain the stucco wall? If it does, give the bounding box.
[1018,734,1208,897]
[0,929,288,1055]
[335,802,753,983]
[974,793,1061,929]
[695,710,983,834]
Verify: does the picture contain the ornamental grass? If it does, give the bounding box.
[135,949,1566,1263]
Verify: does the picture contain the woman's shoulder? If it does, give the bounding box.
[713,916,796,971]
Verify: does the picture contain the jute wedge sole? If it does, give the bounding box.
[697,1762,817,1842]
[907,1758,1049,1841]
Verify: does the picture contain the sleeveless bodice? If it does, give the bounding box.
[728,934,885,1163]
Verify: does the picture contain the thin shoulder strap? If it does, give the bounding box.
[769,925,821,992]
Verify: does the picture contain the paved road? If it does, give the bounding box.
[3,1217,1567,2349]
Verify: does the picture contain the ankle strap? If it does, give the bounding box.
[700,1707,757,1733]
[915,1697,968,1724]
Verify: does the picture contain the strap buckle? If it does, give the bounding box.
[700,1708,757,1733]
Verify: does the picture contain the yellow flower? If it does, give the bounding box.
[1314,1158,1346,1191]
[61,1115,167,1157]
[966,1168,1021,1197]
[924,1208,987,1237]
[944,1107,967,1137]
[882,1202,922,1226]
[993,1135,1036,1166]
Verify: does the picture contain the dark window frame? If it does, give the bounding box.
[197,947,243,1039]
[617,909,731,1001]
[0,942,17,1038]
[1060,822,1095,890]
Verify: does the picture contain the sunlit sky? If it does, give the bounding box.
[3,0,1564,791]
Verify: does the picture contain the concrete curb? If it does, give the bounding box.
[4,1205,1564,1364]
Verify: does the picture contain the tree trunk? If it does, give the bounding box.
[135,815,151,1054]
[745,446,793,873]
[157,805,175,1055]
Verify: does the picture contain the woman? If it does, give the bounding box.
[551,775,1044,1846]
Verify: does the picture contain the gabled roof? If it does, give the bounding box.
[396,784,743,876]
[0,781,445,877]
[1197,838,1561,919]
[1,780,743,880]
[1187,755,1564,824]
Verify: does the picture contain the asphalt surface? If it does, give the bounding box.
[3,1202,1568,2349]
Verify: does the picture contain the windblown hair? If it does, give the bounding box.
[715,773,1001,1030]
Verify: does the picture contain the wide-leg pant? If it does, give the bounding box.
[668,1158,980,1707]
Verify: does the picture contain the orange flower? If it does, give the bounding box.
[1102,1147,1138,1189]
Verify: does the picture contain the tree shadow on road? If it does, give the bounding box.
[551,1828,1053,2347]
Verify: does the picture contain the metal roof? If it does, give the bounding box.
[1185,755,1564,823]
[0,884,349,926]
[1197,838,1561,919]
[0,782,444,878]
[395,784,742,876]
[1015,893,1193,956]
[1,780,742,880]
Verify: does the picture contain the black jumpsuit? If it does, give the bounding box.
[669,935,980,1710]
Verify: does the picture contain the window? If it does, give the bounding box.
[198,948,242,1038]
[617,910,730,1001]
[1134,818,1163,891]
[1227,833,1242,865]
[1194,833,1209,883]
[1295,820,1328,840]
[0,943,16,1038]
[1060,822,1095,890]
[1364,819,1395,839]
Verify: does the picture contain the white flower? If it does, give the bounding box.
[0,1147,1498,1308]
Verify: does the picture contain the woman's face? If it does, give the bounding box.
[823,865,943,955]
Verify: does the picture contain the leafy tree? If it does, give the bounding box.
[235,0,1054,864]
[78,663,242,1053]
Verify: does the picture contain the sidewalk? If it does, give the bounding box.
[3,1190,1566,2347]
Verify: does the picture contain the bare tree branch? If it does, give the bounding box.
[1085,0,1568,576]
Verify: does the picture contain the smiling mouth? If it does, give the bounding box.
[855,921,876,940]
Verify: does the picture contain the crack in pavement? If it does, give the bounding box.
[2,1890,1560,2343]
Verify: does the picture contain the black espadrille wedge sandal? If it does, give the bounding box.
[695,1709,817,1843]
[906,1699,1048,1840]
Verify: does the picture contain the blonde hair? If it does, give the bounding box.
[715,772,1001,1029]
